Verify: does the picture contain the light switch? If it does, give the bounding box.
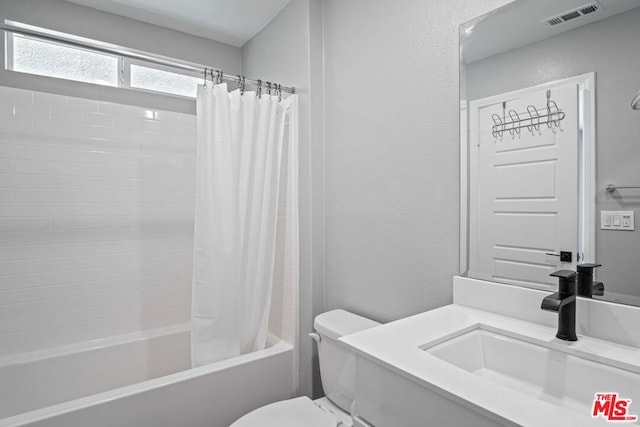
[601,211,635,231]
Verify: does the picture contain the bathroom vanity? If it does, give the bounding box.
[341,277,640,426]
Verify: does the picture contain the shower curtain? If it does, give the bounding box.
[192,83,298,367]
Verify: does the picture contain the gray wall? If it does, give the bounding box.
[466,9,640,297]
[0,0,533,399]
[243,0,513,397]
[242,0,325,398]
[321,0,510,323]
[0,0,241,113]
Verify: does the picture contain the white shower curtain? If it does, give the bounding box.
[192,83,298,367]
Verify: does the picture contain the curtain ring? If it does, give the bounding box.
[266,81,272,96]
[257,80,262,98]
[209,69,215,85]
[217,70,224,85]
[203,67,208,87]
[277,84,282,102]
[237,75,244,94]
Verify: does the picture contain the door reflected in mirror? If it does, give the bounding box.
[460,0,640,306]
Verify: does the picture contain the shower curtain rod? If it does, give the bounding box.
[0,22,296,95]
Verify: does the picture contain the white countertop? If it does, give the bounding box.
[341,304,640,427]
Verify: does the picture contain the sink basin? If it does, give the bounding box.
[341,283,640,426]
[423,325,640,415]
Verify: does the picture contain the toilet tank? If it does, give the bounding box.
[313,310,380,413]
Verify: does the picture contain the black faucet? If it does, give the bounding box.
[576,263,602,298]
[541,270,577,341]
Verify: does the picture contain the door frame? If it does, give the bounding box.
[460,72,596,276]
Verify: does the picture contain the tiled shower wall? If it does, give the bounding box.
[0,85,297,359]
[0,85,197,357]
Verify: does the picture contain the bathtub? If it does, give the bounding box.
[0,324,295,427]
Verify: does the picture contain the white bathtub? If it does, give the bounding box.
[0,324,295,427]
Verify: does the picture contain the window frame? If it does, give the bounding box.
[5,26,202,100]
[124,58,203,99]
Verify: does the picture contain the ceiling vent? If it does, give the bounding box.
[543,2,601,26]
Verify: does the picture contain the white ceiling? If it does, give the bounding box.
[66,0,292,47]
[462,0,640,63]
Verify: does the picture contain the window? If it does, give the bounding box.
[9,34,120,87]
[129,64,201,98]
[5,24,202,99]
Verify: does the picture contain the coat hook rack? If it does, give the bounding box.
[491,90,565,139]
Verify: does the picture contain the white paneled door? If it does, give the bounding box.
[469,82,580,290]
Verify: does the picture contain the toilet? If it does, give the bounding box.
[230,309,380,427]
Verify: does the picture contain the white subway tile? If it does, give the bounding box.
[15,159,63,175]
[84,112,114,127]
[51,241,123,258]
[127,130,156,144]
[0,230,51,246]
[0,104,14,116]
[125,106,156,120]
[0,143,31,159]
[0,275,16,291]
[15,271,65,288]
[112,127,129,142]
[0,203,51,217]
[0,245,51,262]
[98,101,128,116]
[154,110,181,122]
[32,118,67,136]
[13,189,53,203]
[0,259,49,277]
[14,103,51,119]
[0,114,32,133]
[113,115,142,130]
[0,87,32,105]
[66,124,114,140]
[32,91,68,108]
[66,97,99,112]
[0,159,14,173]
[179,113,196,124]
[171,121,196,135]
[0,188,13,202]
[50,107,84,123]
[0,89,201,356]
[0,218,49,232]
[66,149,106,164]
[141,119,165,133]
[32,147,69,162]
[62,162,111,177]
[0,174,30,189]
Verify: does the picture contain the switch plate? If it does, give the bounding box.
[601,211,635,231]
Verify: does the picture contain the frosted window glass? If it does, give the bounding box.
[11,35,119,86]
[130,65,200,98]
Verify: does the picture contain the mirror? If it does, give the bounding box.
[460,0,640,306]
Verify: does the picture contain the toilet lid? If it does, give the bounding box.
[230,396,337,427]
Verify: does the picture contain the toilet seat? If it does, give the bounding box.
[230,396,337,427]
